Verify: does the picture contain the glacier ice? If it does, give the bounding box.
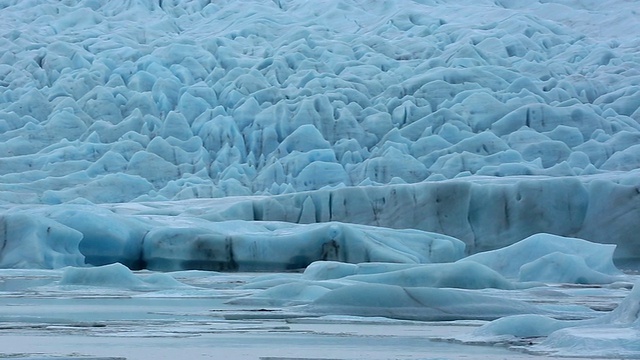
[1,0,640,259]
[1,0,640,357]
[474,314,577,339]
[1,204,466,270]
[59,262,190,290]
[305,283,545,321]
[1,0,640,203]
[141,220,467,271]
[303,261,515,290]
[471,281,640,357]
[460,233,622,283]
[545,283,640,353]
[0,213,85,269]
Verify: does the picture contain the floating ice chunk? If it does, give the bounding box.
[519,252,620,284]
[60,263,188,290]
[302,261,359,280]
[460,233,621,283]
[303,261,514,290]
[229,281,336,306]
[341,262,514,290]
[306,283,545,321]
[598,281,640,325]
[532,282,640,358]
[466,284,640,347]
[142,272,193,289]
[60,263,146,288]
[238,273,304,290]
[475,314,575,339]
[538,325,640,358]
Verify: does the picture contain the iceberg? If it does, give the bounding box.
[472,281,640,358]
[303,261,515,290]
[305,283,544,321]
[59,262,190,290]
[460,233,622,283]
[537,281,640,357]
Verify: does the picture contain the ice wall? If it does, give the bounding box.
[0,203,465,270]
[2,173,638,270]
[97,175,640,258]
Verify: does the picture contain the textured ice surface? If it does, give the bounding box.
[1,0,640,357]
[1,269,624,360]
[537,282,640,357]
[303,261,515,289]
[470,281,640,358]
[59,262,190,290]
[141,220,465,271]
[305,283,544,321]
[1,0,640,257]
[461,233,622,283]
[1,1,639,199]
[0,206,465,270]
[474,314,578,339]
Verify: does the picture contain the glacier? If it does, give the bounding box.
[1,0,639,260]
[1,0,640,358]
